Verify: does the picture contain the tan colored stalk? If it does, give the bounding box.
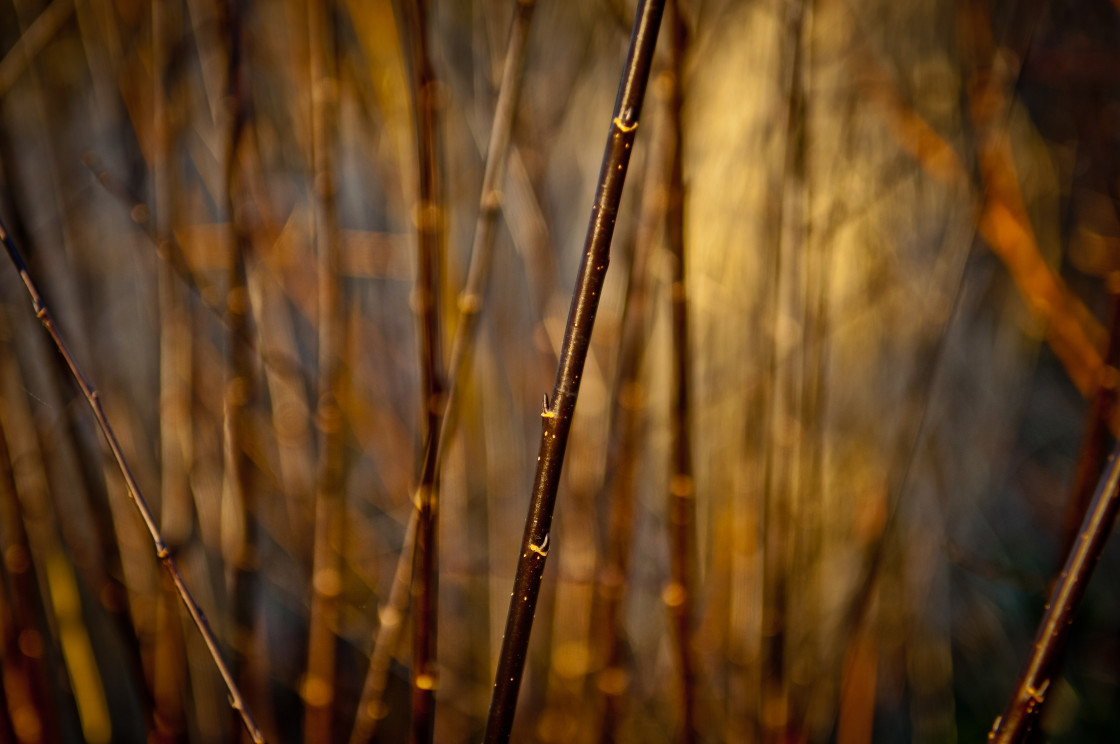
[303,1,348,741]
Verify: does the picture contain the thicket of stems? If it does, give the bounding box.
[349,2,538,740]
[0,217,266,743]
[482,1,667,741]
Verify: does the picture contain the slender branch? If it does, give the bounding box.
[349,2,538,740]
[482,2,667,741]
[0,218,266,743]
[989,437,1120,742]
[663,1,697,740]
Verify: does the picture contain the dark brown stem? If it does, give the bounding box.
[482,1,667,741]
[399,1,446,742]
[989,437,1120,742]
[0,218,266,743]
[664,1,697,741]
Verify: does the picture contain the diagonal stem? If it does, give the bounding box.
[0,217,266,744]
[482,1,667,741]
[989,438,1120,743]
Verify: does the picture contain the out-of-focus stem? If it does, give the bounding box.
[303,1,348,742]
[222,0,260,735]
[397,1,446,742]
[663,1,697,741]
[595,97,662,744]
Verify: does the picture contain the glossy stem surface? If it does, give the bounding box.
[990,437,1120,743]
[482,1,667,741]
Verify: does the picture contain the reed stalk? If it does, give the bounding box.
[482,1,667,740]
[0,217,266,743]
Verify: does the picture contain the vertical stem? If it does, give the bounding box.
[595,116,663,744]
[399,1,446,742]
[304,1,348,742]
[0,407,61,744]
[760,2,807,738]
[223,0,259,733]
[153,0,191,739]
[482,2,667,741]
[663,1,697,741]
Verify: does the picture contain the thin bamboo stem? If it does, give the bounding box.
[437,0,536,467]
[0,218,266,743]
[153,0,191,737]
[304,0,348,741]
[989,437,1120,742]
[223,0,260,731]
[663,2,697,740]
[398,1,446,741]
[482,2,667,741]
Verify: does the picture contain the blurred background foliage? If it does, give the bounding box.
[1,0,1119,741]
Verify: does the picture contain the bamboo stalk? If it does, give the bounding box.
[482,2,667,741]
[221,2,263,737]
[0,218,266,743]
[152,0,192,738]
[397,1,447,741]
[989,437,1120,742]
[304,0,348,740]
[663,2,698,740]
